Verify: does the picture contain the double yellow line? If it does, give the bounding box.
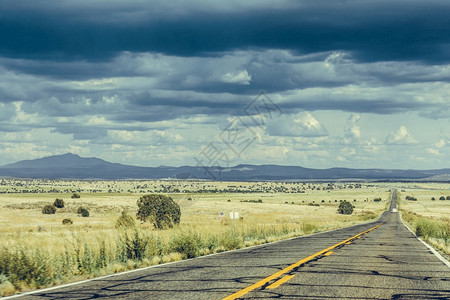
[223,223,382,300]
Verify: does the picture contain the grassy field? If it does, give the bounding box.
[394,183,450,258]
[0,180,391,296]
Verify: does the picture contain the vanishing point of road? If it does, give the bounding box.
[10,190,450,299]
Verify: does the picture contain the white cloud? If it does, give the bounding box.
[427,148,440,155]
[107,129,184,146]
[426,138,447,157]
[220,70,252,85]
[385,125,418,145]
[435,139,446,148]
[341,113,361,144]
[72,78,117,88]
[266,112,328,137]
[87,116,110,125]
[362,138,381,154]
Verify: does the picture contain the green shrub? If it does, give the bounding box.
[169,230,203,259]
[360,211,377,221]
[77,207,89,217]
[415,218,450,242]
[53,198,65,208]
[73,240,94,274]
[439,196,445,200]
[220,230,242,250]
[42,205,56,214]
[415,218,440,238]
[136,194,181,229]
[405,196,417,201]
[0,247,53,289]
[373,198,382,202]
[337,200,354,215]
[120,231,149,261]
[302,222,318,234]
[240,199,263,203]
[441,220,450,243]
[447,196,450,200]
[115,211,136,228]
[204,235,219,251]
[62,218,73,225]
[71,193,80,199]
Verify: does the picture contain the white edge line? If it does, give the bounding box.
[4,215,384,299]
[400,213,450,269]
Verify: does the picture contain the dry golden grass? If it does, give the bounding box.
[0,180,390,296]
[0,180,389,236]
[396,185,450,256]
[396,186,450,219]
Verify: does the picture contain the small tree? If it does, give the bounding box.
[62,218,73,225]
[446,196,450,200]
[115,210,136,228]
[439,196,445,200]
[338,200,354,215]
[136,194,181,229]
[54,198,65,208]
[77,207,89,217]
[42,204,56,214]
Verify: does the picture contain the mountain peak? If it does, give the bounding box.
[2,153,110,169]
[60,153,80,157]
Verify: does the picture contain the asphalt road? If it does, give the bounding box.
[11,190,450,300]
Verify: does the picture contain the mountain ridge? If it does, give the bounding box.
[2,153,115,169]
[0,153,449,181]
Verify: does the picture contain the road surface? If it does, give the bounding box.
[11,190,450,299]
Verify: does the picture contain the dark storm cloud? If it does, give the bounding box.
[0,0,448,136]
[0,58,115,81]
[0,0,449,64]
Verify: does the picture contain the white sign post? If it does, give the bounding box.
[229,212,239,219]
[230,212,239,229]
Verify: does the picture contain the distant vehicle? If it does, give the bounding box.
[391,208,398,213]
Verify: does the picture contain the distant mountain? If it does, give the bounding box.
[0,153,449,181]
[2,153,111,169]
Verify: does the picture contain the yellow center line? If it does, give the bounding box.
[265,274,295,289]
[223,223,382,300]
[323,251,334,256]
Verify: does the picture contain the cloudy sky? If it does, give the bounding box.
[0,0,449,169]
